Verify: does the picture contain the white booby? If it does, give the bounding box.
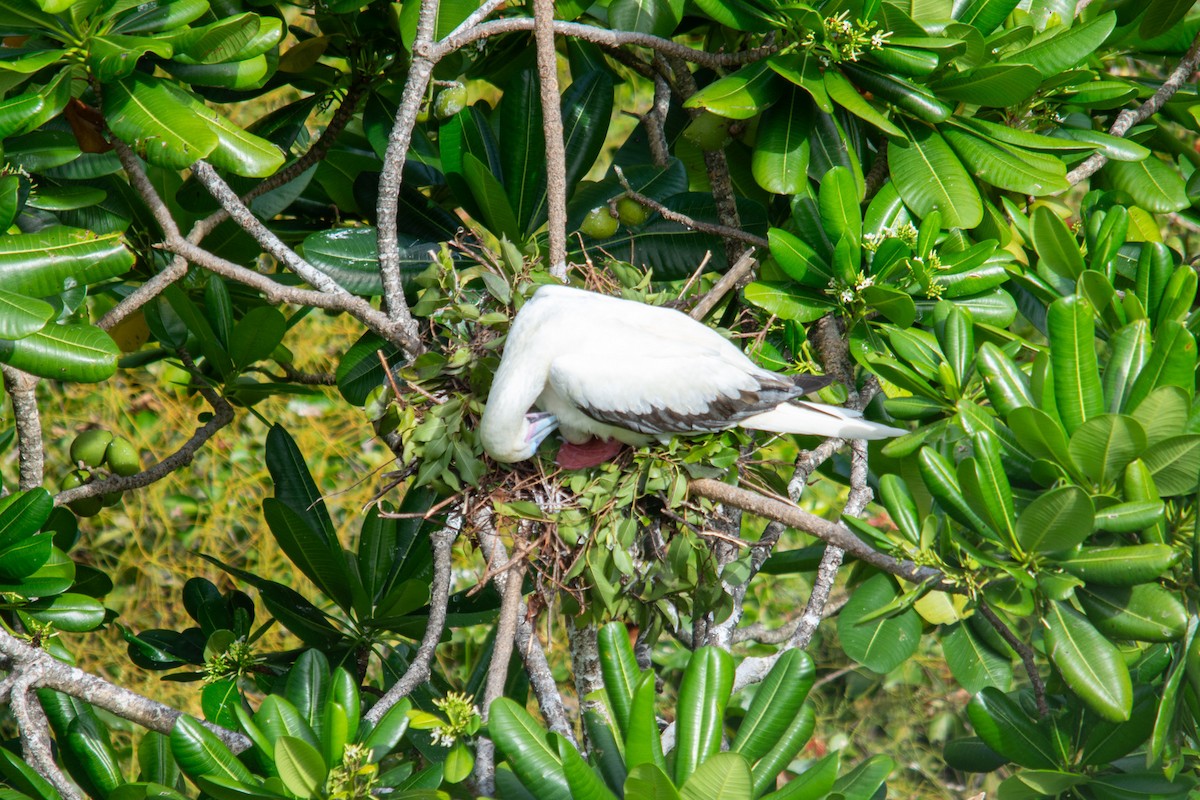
[480,285,905,466]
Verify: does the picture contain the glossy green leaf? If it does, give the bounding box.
[977,342,1032,417]
[624,763,681,800]
[609,0,677,36]
[0,228,133,297]
[0,289,53,341]
[1104,320,1150,413]
[678,752,752,800]
[941,621,1013,694]
[554,733,618,800]
[743,281,834,323]
[1047,295,1102,435]
[889,120,982,228]
[840,62,952,123]
[1142,434,1200,496]
[751,87,811,194]
[766,51,832,112]
[1045,600,1132,722]
[0,324,119,383]
[229,306,286,370]
[942,126,1068,195]
[967,688,1058,768]
[275,736,326,798]
[1031,206,1084,280]
[1067,414,1147,488]
[167,87,284,177]
[730,649,813,761]
[760,751,839,800]
[1140,0,1194,38]
[462,152,522,241]
[171,715,258,785]
[489,698,571,800]
[1093,500,1164,533]
[112,0,210,34]
[626,672,667,772]
[0,489,53,552]
[952,0,1020,35]
[1104,156,1189,213]
[823,67,902,136]
[1057,127,1150,161]
[1004,12,1116,75]
[499,69,545,235]
[262,499,353,612]
[684,61,779,119]
[1078,584,1188,643]
[598,620,642,738]
[360,697,411,760]
[673,647,733,784]
[748,704,815,797]
[838,573,922,673]
[933,63,1041,106]
[1059,544,1180,585]
[1125,321,1196,414]
[1014,485,1093,553]
[105,74,219,168]
[767,228,830,287]
[24,593,105,632]
[879,474,921,543]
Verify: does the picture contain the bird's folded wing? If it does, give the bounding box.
[547,349,801,435]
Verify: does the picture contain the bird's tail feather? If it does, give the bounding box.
[739,401,905,440]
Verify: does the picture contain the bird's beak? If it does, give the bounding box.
[524,412,559,451]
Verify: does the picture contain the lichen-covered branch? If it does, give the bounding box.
[532,0,568,279]
[2,365,43,491]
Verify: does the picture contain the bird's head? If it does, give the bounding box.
[481,410,559,463]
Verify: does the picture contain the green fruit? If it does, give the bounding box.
[683,111,733,151]
[433,83,467,119]
[61,469,103,517]
[580,206,619,239]
[616,197,651,227]
[104,437,140,477]
[102,490,123,507]
[70,429,113,468]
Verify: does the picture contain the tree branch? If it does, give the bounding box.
[364,521,459,724]
[613,166,768,249]
[532,0,568,279]
[2,365,43,491]
[1066,29,1200,184]
[0,626,250,752]
[5,664,81,800]
[978,600,1048,717]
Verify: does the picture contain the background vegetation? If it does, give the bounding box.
[3,0,1200,799]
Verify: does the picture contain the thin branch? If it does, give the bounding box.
[0,626,250,752]
[375,0,439,340]
[54,384,235,507]
[689,249,757,320]
[2,366,43,490]
[688,479,948,589]
[8,666,82,800]
[567,616,604,721]
[978,600,1048,717]
[97,256,188,332]
[436,18,776,68]
[1066,29,1200,184]
[532,0,568,279]
[191,81,369,241]
[613,166,769,248]
[474,536,528,796]
[364,521,459,724]
[112,141,181,240]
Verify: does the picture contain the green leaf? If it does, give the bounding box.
[730,649,814,762]
[624,763,681,800]
[818,166,861,249]
[488,698,571,800]
[889,120,982,228]
[112,0,209,34]
[1014,485,1093,553]
[1125,321,1196,413]
[499,69,546,236]
[678,752,752,800]
[743,281,834,323]
[823,67,903,136]
[0,324,119,383]
[274,736,326,798]
[264,425,336,547]
[105,74,219,168]
[830,754,893,800]
[932,63,1041,107]
[977,342,1032,417]
[24,593,105,632]
[609,0,677,36]
[597,620,642,738]
[751,87,812,194]
[952,0,1020,35]
[748,704,816,797]
[941,126,1068,195]
[1059,544,1180,586]
[1104,156,1189,213]
[1067,414,1147,488]
[463,152,522,241]
[760,751,838,800]
[967,688,1059,768]
[1003,12,1116,75]
[1031,206,1084,280]
[941,621,1013,694]
[767,51,832,112]
[1077,584,1188,643]
[1142,434,1200,496]
[1140,0,1195,38]
[86,33,174,81]
[262,499,355,613]
[229,306,286,370]
[0,228,134,297]
[837,573,922,673]
[626,672,667,772]
[1047,296,1102,435]
[673,648,733,785]
[1044,600,1132,722]
[766,228,830,287]
[684,61,780,120]
[553,733,618,800]
[0,289,53,341]
[840,62,952,123]
[171,716,257,785]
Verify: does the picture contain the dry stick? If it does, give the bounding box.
[474,544,528,795]
[2,365,43,491]
[612,166,768,248]
[437,18,776,68]
[5,664,81,800]
[364,522,459,724]
[0,626,251,752]
[375,0,440,340]
[1066,29,1200,185]
[532,0,568,279]
[977,600,1049,717]
[689,248,757,320]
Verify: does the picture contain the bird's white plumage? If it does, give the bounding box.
[479,285,904,463]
